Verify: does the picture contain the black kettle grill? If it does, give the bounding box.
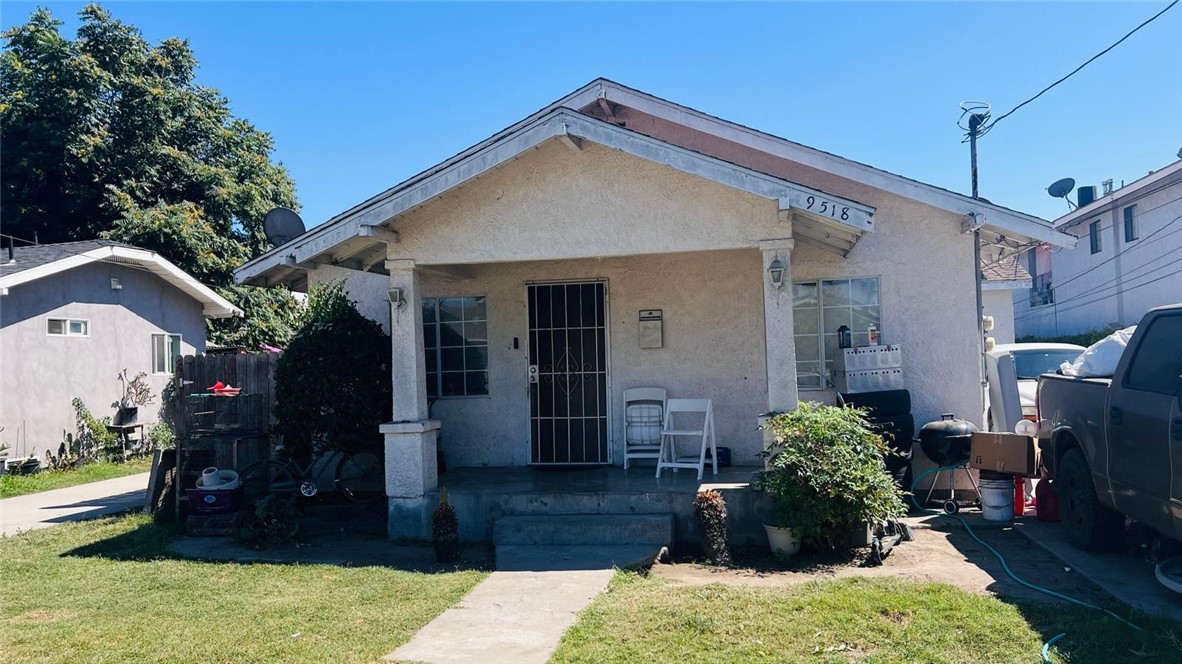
[917,413,978,467]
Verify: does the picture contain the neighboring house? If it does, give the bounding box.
[981,256,1032,345]
[235,79,1074,537]
[0,240,241,456]
[1014,158,1182,338]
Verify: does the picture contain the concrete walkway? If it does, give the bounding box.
[0,472,150,537]
[385,568,613,664]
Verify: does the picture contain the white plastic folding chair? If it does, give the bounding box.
[623,387,667,470]
[655,398,717,480]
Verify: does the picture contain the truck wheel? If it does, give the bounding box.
[1057,449,1125,551]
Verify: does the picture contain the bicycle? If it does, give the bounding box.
[240,446,384,504]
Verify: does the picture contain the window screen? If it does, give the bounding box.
[152,334,182,374]
[1125,315,1182,394]
[423,297,489,397]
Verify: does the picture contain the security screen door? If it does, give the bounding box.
[527,281,610,465]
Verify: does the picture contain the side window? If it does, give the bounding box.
[1089,220,1102,254]
[1124,315,1182,393]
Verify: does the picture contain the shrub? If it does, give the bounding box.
[432,487,460,563]
[694,489,732,566]
[1016,326,1118,348]
[758,402,906,552]
[243,493,300,545]
[71,398,120,462]
[147,421,175,449]
[274,281,391,458]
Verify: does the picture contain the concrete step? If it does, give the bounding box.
[495,544,663,571]
[493,513,674,547]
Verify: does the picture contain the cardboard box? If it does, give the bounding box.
[970,432,1040,476]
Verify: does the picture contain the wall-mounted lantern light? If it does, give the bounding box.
[767,257,786,290]
[387,287,406,309]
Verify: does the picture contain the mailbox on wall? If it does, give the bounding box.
[639,309,663,349]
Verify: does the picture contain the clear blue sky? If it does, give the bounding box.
[4,2,1179,227]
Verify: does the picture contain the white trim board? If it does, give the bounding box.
[1,246,241,318]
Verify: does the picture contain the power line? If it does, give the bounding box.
[1040,213,1182,294]
[1016,262,1182,321]
[982,0,1178,134]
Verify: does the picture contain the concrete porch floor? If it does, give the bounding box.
[418,465,766,545]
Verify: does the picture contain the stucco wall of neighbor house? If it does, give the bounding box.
[307,264,392,332]
[983,289,1017,345]
[1014,175,1182,338]
[0,262,205,456]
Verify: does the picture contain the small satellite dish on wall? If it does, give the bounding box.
[1047,178,1077,210]
[263,208,306,247]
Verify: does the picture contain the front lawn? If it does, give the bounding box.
[553,572,1181,663]
[0,514,487,664]
[0,458,154,498]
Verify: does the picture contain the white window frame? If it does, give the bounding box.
[47,318,89,337]
[422,296,489,399]
[792,277,882,390]
[152,333,183,374]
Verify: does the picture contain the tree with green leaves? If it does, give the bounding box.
[1,4,301,347]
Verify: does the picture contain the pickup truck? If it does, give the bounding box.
[1037,304,1182,550]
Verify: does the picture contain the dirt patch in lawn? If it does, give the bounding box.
[8,609,79,624]
[653,522,1117,608]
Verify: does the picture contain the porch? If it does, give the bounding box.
[419,464,766,545]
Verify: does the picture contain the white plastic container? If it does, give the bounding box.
[832,367,905,393]
[980,478,1014,522]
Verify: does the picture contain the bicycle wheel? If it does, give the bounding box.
[335,451,384,503]
[240,461,298,500]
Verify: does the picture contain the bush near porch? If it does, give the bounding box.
[274,281,391,458]
[0,514,486,664]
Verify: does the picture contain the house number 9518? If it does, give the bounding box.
[805,195,850,221]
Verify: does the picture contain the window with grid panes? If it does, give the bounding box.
[792,278,881,389]
[422,297,489,397]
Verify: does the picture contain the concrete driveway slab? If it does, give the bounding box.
[0,472,149,536]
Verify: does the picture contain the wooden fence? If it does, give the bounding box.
[170,351,277,440]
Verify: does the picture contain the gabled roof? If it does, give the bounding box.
[1,241,241,318]
[237,109,879,284]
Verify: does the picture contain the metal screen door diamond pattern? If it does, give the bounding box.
[528,282,609,464]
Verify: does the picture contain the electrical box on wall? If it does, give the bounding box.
[639,309,663,349]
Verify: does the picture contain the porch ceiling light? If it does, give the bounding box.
[767,257,786,290]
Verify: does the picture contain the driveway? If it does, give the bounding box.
[0,472,150,536]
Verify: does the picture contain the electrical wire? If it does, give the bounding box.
[909,464,1144,663]
[980,0,1178,135]
[1040,213,1182,294]
[1016,261,1182,322]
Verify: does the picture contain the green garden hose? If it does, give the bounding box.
[909,464,1142,663]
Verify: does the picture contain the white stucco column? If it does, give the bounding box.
[383,258,439,540]
[760,238,798,419]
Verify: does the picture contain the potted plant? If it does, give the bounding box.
[114,370,155,425]
[757,402,906,553]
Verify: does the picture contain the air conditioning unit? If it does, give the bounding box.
[1077,185,1099,207]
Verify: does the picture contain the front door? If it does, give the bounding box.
[527,281,610,464]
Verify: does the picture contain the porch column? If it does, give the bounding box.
[382,258,439,540]
[760,238,798,421]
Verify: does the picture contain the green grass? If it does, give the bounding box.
[553,572,1182,663]
[0,458,154,498]
[0,514,487,664]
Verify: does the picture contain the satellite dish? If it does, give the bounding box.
[263,208,306,247]
[1046,178,1076,199]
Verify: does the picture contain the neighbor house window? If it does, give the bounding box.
[47,318,89,337]
[1124,205,1138,242]
[152,334,182,374]
[792,278,881,389]
[422,297,488,397]
[1089,220,1102,254]
[1028,245,1054,306]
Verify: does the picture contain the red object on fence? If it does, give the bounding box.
[1036,479,1060,522]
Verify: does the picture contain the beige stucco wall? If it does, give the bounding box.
[0,263,205,456]
[983,289,1017,345]
[313,123,984,483]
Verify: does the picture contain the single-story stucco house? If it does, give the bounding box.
[235,79,1076,540]
[1,240,240,456]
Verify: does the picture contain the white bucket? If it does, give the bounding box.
[980,478,1014,522]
